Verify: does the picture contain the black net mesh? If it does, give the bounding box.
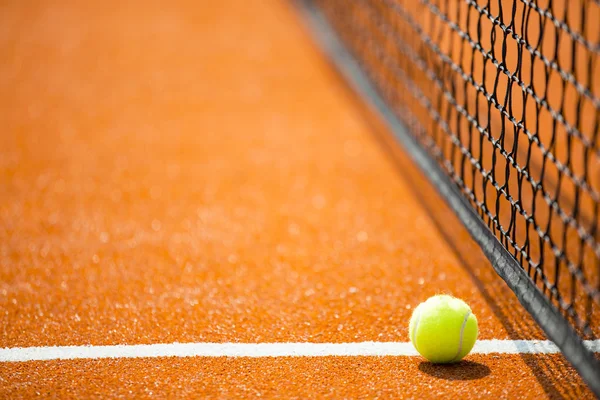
[310,0,600,337]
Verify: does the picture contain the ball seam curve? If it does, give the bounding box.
[451,310,471,362]
[411,308,421,354]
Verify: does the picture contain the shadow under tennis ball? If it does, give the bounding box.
[418,361,491,381]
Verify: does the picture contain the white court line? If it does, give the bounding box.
[1,340,600,362]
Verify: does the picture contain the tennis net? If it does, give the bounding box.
[297,0,600,392]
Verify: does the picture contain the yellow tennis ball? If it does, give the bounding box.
[409,294,478,363]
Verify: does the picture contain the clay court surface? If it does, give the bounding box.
[0,0,597,398]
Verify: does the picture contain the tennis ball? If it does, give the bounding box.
[409,294,478,363]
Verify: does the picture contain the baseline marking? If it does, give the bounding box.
[1,340,600,362]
